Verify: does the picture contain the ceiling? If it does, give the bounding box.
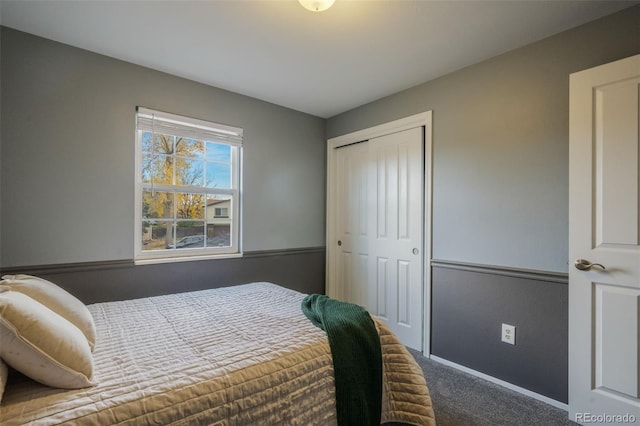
[1,0,636,118]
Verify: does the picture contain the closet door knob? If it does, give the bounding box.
[337,240,342,246]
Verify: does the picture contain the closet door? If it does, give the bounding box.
[334,141,371,308]
[368,128,424,350]
[331,127,424,350]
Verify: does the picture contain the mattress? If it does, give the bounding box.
[0,282,435,425]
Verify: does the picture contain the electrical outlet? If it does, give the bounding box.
[501,323,516,345]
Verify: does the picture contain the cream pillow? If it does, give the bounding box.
[1,274,96,351]
[0,290,95,389]
[0,357,7,403]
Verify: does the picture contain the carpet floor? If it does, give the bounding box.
[406,349,578,426]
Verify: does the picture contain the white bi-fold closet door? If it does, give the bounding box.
[327,114,431,352]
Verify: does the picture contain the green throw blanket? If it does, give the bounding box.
[301,294,382,426]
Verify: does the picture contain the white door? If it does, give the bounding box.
[331,127,424,350]
[569,54,640,424]
[368,128,424,350]
[335,141,370,307]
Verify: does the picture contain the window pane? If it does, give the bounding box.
[175,158,204,186]
[206,142,231,162]
[206,195,231,248]
[176,137,204,159]
[141,220,174,251]
[176,192,205,220]
[174,221,205,249]
[142,133,174,154]
[205,162,231,189]
[142,132,173,154]
[141,131,153,152]
[143,190,174,219]
[142,154,174,184]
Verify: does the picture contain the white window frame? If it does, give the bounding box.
[134,107,243,264]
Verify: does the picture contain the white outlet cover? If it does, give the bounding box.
[502,323,516,345]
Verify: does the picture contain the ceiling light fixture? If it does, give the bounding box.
[298,0,335,12]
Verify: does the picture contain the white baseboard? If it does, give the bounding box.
[429,355,569,411]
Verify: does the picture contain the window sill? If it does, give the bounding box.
[134,252,243,266]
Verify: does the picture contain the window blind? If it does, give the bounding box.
[136,107,243,146]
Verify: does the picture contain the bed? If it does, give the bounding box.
[0,280,435,425]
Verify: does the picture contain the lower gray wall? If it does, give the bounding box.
[0,248,325,304]
[431,263,568,403]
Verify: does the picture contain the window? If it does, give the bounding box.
[135,107,242,263]
[214,207,229,218]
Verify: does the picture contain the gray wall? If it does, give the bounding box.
[1,248,326,304]
[1,27,326,268]
[327,5,639,273]
[432,264,568,402]
[327,6,639,404]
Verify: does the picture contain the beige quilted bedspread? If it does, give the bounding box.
[0,282,435,425]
